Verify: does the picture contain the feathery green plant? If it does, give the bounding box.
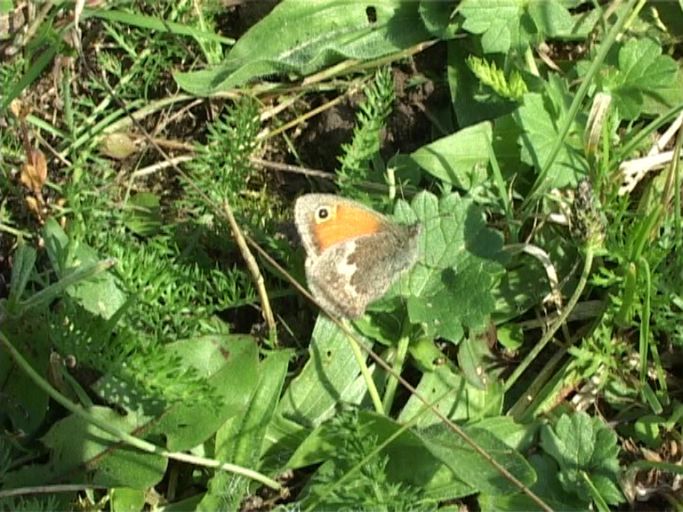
[337,66,396,201]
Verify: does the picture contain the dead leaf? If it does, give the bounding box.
[20,148,47,195]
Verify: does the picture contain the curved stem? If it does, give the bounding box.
[505,247,595,393]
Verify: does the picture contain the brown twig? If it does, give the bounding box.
[222,201,277,343]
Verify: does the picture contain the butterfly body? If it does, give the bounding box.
[294,194,420,318]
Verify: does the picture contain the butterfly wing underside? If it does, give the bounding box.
[305,225,420,318]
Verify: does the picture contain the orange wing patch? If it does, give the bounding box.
[312,204,383,252]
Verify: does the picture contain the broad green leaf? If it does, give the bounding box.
[540,411,624,505]
[408,336,447,372]
[389,192,506,342]
[458,0,530,54]
[603,38,682,120]
[418,0,459,39]
[526,0,574,38]
[3,406,166,489]
[410,121,492,189]
[110,487,146,512]
[398,366,503,428]
[421,424,536,495]
[174,0,431,95]
[43,219,126,319]
[277,316,371,427]
[458,334,494,389]
[147,334,260,451]
[470,416,539,452]
[199,350,290,511]
[514,75,588,188]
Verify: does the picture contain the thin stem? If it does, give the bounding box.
[382,333,410,414]
[505,247,595,392]
[222,202,277,344]
[341,319,384,415]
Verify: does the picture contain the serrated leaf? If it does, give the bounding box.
[604,38,682,120]
[389,192,506,342]
[459,0,530,54]
[410,121,492,189]
[514,75,588,188]
[540,411,624,505]
[174,0,430,95]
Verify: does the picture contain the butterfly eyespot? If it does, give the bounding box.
[315,205,335,223]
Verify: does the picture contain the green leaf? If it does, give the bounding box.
[0,32,59,112]
[277,316,371,428]
[288,411,475,503]
[470,416,539,452]
[421,423,536,495]
[43,219,126,319]
[81,8,235,45]
[540,411,624,505]
[410,121,492,189]
[0,325,50,435]
[110,488,146,512]
[7,241,36,307]
[199,350,290,511]
[3,407,166,490]
[390,192,507,342]
[123,192,162,237]
[514,75,588,189]
[479,454,586,511]
[146,334,260,451]
[459,0,530,54]
[526,0,574,38]
[174,0,431,95]
[604,38,682,120]
[398,366,503,428]
[447,42,517,127]
[418,0,459,39]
